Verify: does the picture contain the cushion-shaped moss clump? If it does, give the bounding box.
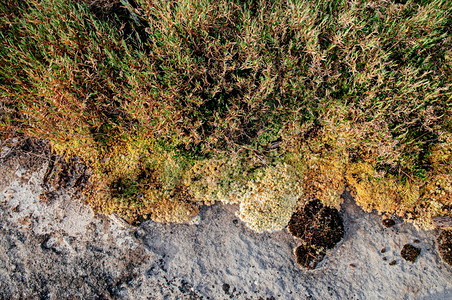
[437,230,452,266]
[294,245,328,270]
[288,199,344,269]
[400,244,421,263]
[238,164,302,232]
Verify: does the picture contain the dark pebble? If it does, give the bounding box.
[382,219,396,228]
[222,283,230,295]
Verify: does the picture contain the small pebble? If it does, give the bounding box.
[381,248,386,253]
[189,215,201,225]
[349,264,356,268]
[222,283,230,294]
[134,228,145,239]
[382,219,396,228]
[389,260,397,266]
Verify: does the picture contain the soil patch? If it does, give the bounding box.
[0,137,50,171]
[41,155,91,203]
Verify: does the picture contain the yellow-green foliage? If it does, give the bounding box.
[344,132,452,229]
[237,164,302,232]
[284,106,452,229]
[345,162,420,213]
[182,158,233,205]
[345,161,451,230]
[143,185,199,223]
[302,162,345,210]
[283,107,353,209]
[56,136,199,224]
[413,133,452,228]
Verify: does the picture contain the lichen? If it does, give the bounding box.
[345,162,420,214]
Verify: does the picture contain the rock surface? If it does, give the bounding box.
[1,138,451,299]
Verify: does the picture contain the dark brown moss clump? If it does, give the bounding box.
[401,244,421,263]
[294,245,327,270]
[437,230,452,266]
[288,199,344,248]
[288,199,344,269]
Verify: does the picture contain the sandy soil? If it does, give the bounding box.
[0,138,451,299]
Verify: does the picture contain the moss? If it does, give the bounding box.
[182,156,250,205]
[1,0,451,230]
[288,199,344,269]
[67,136,200,224]
[147,198,199,224]
[401,244,421,263]
[238,164,302,232]
[302,162,346,209]
[346,162,412,213]
[282,104,452,229]
[294,245,326,270]
[283,118,349,210]
[437,230,452,266]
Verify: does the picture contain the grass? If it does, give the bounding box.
[0,0,451,229]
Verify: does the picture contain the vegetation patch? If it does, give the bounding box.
[288,199,344,269]
[237,163,302,232]
[294,244,327,270]
[437,230,452,266]
[0,0,451,230]
[400,244,421,263]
